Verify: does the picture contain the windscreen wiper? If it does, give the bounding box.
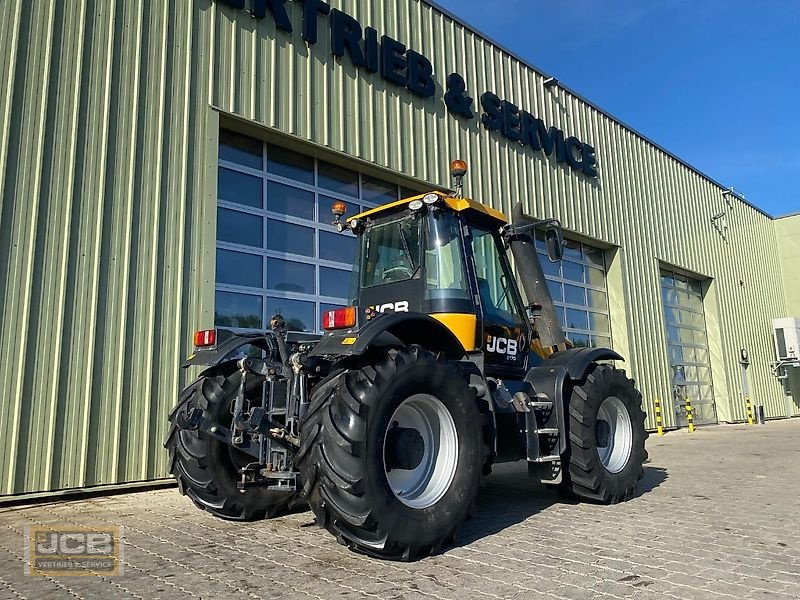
[398,225,416,270]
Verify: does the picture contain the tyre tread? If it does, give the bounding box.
[298,345,486,560]
[165,372,297,521]
[561,364,649,504]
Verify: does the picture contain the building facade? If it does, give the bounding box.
[1,0,798,499]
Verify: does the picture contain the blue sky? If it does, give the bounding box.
[434,0,800,217]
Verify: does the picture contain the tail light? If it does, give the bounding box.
[193,329,217,347]
[322,306,356,330]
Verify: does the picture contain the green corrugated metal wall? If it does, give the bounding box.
[777,214,800,316]
[0,0,794,498]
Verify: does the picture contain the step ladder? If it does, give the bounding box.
[519,391,563,483]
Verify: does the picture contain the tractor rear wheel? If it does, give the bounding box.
[296,346,483,560]
[165,369,300,520]
[560,364,648,503]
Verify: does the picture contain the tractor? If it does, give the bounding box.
[165,160,648,561]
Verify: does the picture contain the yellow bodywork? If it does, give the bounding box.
[430,313,478,351]
[347,191,507,225]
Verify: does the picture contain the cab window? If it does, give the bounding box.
[424,210,470,301]
[471,227,524,328]
[360,216,421,288]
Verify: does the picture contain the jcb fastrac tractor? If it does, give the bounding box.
[165,160,647,561]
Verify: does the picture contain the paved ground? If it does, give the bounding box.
[1,420,800,600]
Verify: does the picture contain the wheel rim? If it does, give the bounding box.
[596,395,633,473]
[383,394,458,509]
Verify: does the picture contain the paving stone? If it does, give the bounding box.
[1,420,800,599]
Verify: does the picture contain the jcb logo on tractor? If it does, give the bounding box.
[369,301,409,313]
[486,335,518,357]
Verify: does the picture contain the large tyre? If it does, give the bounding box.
[165,368,300,520]
[296,346,483,561]
[560,364,648,503]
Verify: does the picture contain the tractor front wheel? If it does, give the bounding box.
[560,364,648,503]
[296,346,484,560]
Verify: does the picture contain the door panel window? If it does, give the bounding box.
[266,145,314,184]
[219,129,262,169]
[267,181,315,220]
[215,291,263,329]
[217,207,263,248]
[266,258,315,295]
[218,167,262,208]
[216,249,262,288]
[424,211,470,302]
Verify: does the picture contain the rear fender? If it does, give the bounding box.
[308,311,467,360]
[182,330,271,368]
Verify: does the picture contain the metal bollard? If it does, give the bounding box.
[685,397,695,433]
[745,396,754,425]
[654,398,664,436]
[755,404,766,425]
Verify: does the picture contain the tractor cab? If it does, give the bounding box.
[322,161,565,377]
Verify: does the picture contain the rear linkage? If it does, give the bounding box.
[175,317,328,492]
[176,357,299,451]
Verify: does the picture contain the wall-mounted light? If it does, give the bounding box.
[543,76,558,88]
[721,188,734,208]
[721,187,745,209]
[740,348,750,366]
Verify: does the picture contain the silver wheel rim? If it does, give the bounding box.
[383,394,458,509]
[596,395,633,473]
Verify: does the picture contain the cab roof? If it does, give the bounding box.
[347,191,507,225]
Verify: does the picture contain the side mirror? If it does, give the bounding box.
[545,226,563,262]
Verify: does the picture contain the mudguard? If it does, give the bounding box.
[182,331,268,368]
[541,347,623,379]
[182,329,320,369]
[308,311,467,359]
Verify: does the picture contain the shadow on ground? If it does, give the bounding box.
[457,464,668,546]
[635,465,668,498]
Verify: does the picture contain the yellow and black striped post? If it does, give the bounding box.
[685,397,695,433]
[745,395,754,425]
[653,398,664,436]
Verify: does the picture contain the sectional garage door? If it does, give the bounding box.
[538,235,612,349]
[214,130,417,333]
[660,269,717,426]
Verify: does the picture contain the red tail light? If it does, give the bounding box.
[322,306,356,330]
[194,329,217,347]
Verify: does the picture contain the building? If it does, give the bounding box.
[1,0,798,500]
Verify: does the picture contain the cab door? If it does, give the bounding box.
[468,225,528,375]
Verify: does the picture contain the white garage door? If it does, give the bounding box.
[660,269,717,426]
